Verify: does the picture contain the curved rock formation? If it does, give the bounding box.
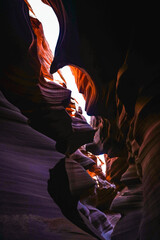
[1,0,160,239]
[0,90,97,240]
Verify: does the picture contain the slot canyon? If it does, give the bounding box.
[1,1,160,239]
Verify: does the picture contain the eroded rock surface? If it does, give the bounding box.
[1,0,160,239]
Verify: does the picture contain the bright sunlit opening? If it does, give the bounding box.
[28,0,59,55]
[60,66,91,123]
[28,0,90,123]
[97,154,106,175]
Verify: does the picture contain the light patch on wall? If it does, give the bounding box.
[60,66,91,123]
[97,154,106,176]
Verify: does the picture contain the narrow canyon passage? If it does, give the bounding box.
[1,1,160,240]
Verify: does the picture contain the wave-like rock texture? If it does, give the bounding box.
[110,163,143,240]
[135,114,160,240]
[0,91,98,240]
[1,0,160,239]
[1,1,97,239]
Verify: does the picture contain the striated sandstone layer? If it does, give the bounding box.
[1,0,160,239]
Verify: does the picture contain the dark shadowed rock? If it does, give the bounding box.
[1,0,160,239]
